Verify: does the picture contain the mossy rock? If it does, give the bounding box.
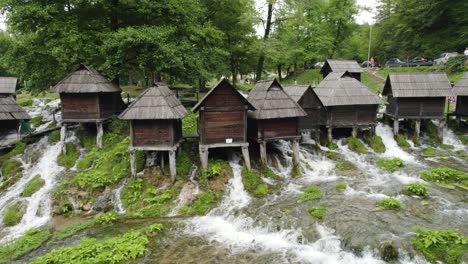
[242,166,269,198]
[347,137,368,154]
[57,143,80,169]
[0,159,24,191]
[335,182,347,191]
[376,158,404,173]
[0,142,26,163]
[21,175,45,197]
[30,115,43,128]
[379,241,399,261]
[308,206,327,220]
[179,192,217,216]
[376,197,402,210]
[298,186,322,202]
[48,130,61,144]
[364,134,386,153]
[3,202,26,226]
[396,134,410,149]
[422,147,437,157]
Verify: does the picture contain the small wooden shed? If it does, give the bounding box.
[119,83,187,181]
[0,77,18,97]
[382,73,453,138]
[192,78,255,170]
[0,96,30,141]
[247,79,306,165]
[452,72,468,122]
[51,64,125,149]
[320,59,363,81]
[284,84,324,133]
[315,71,383,142]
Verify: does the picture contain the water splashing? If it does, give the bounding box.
[112,178,128,215]
[442,127,465,151]
[169,165,200,216]
[375,123,418,163]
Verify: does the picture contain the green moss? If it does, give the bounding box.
[328,143,338,150]
[241,166,269,198]
[396,134,410,149]
[182,109,198,135]
[376,197,402,210]
[52,220,95,241]
[0,228,51,262]
[347,137,368,154]
[376,158,404,172]
[308,206,327,220]
[421,168,468,187]
[298,186,322,203]
[335,162,343,169]
[0,159,23,191]
[425,121,442,145]
[3,202,26,226]
[412,228,468,264]
[422,147,437,157]
[176,146,193,178]
[76,152,95,172]
[200,159,231,188]
[179,192,217,216]
[455,150,468,160]
[291,164,302,178]
[335,182,347,191]
[365,135,386,153]
[327,151,338,161]
[94,211,119,225]
[438,144,454,150]
[261,164,277,179]
[402,182,429,198]
[17,98,33,107]
[57,143,80,169]
[0,142,26,163]
[30,115,43,128]
[21,175,45,197]
[48,130,60,144]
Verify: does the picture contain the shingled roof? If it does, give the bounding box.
[321,59,363,74]
[315,71,383,106]
[453,72,468,96]
[0,96,30,121]
[119,83,187,120]
[247,79,306,119]
[51,64,121,93]
[0,77,18,94]
[382,73,453,98]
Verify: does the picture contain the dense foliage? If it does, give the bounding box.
[413,228,468,264]
[376,158,404,173]
[376,197,402,210]
[0,228,51,262]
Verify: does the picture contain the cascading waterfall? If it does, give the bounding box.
[268,140,294,179]
[375,123,418,163]
[0,136,64,244]
[442,127,465,151]
[112,178,128,215]
[26,99,61,132]
[169,164,200,216]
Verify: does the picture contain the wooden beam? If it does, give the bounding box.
[393,119,399,136]
[199,146,209,170]
[241,145,251,171]
[60,123,67,154]
[327,127,333,143]
[96,122,103,149]
[169,150,176,183]
[260,141,267,165]
[292,139,300,166]
[414,119,421,140]
[130,149,137,177]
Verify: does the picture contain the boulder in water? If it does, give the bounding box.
[379,240,399,261]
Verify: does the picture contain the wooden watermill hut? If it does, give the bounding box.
[315,71,383,142]
[51,64,125,149]
[192,78,255,170]
[320,59,363,81]
[0,77,18,97]
[0,96,30,141]
[451,72,468,123]
[247,79,306,165]
[119,83,187,181]
[382,73,453,139]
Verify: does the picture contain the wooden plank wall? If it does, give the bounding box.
[298,90,322,129]
[258,118,298,140]
[132,120,173,146]
[456,96,468,115]
[321,105,377,127]
[396,97,445,118]
[61,93,99,120]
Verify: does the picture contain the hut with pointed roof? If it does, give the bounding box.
[247,79,306,165]
[284,84,324,135]
[320,59,363,81]
[382,73,453,138]
[51,64,125,149]
[0,77,18,97]
[119,83,187,181]
[451,72,468,123]
[315,71,383,142]
[193,78,255,170]
[0,96,30,142]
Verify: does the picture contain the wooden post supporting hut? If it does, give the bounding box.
[119,83,187,182]
[247,79,306,166]
[51,64,125,151]
[382,73,453,140]
[192,78,255,170]
[451,73,468,126]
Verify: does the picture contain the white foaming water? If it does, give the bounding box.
[375,123,418,163]
[268,141,294,179]
[442,127,465,151]
[169,164,200,216]
[0,136,64,244]
[299,148,338,183]
[112,178,128,215]
[26,99,61,132]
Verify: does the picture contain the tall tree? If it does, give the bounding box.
[256,0,275,81]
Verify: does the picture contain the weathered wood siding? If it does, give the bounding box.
[321,105,378,127]
[321,65,360,81]
[132,120,174,147]
[253,118,299,140]
[199,81,248,145]
[389,97,445,118]
[61,93,99,120]
[99,92,124,119]
[455,96,468,116]
[298,89,322,130]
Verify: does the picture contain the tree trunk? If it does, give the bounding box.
[110,0,119,31]
[230,55,238,86]
[277,64,282,81]
[255,2,274,81]
[294,62,298,77]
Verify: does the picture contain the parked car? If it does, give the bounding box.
[385,58,407,67]
[434,52,458,65]
[361,61,380,68]
[409,57,433,67]
[310,61,325,69]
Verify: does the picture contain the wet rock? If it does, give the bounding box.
[379,241,399,262]
[93,187,114,212]
[82,202,92,211]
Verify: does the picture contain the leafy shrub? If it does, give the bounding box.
[328,143,338,150]
[347,137,368,154]
[179,192,216,216]
[21,175,45,197]
[202,160,226,179]
[365,135,386,153]
[0,228,51,262]
[182,110,198,135]
[76,126,96,151]
[52,220,95,241]
[422,147,437,157]
[57,143,80,169]
[241,166,269,198]
[377,158,404,172]
[396,134,410,149]
[445,55,467,73]
[94,211,119,225]
[176,146,193,178]
[421,167,468,187]
[308,206,327,220]
[327,151,338,160]
[17,98,33,107]
[49,130,61,144]
[376,197,402,210]
[76,151,96,172]
[3,202,26,226]
[298,186,322,202]
[335,182,347,191]
[402,182,429,198]
[291,164,301,178]
[413,228,468,264]
[30,115,43,128]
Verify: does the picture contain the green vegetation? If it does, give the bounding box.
[421,168,468,188]
[422,147,437,157]
[335,182,347,191]
[48,130,60,144]
[347,137,368,154]
[376,158,404,173]
[413,228,468,264]
[17,98,33,107]
[364,135,386,153]
[76,126,96,151]
[52,220,95,241]
[57,143,80,169]
[179,192,217,216]
[376,197,402,210]
[298,186,323,203]
[76,154,95,172]
[182,110,198,136]
[0,142,26,163]
[241,166,268,198]
[361,72,383,94]
[425,122,442,145]
[446,55,467,74]
[281,69,322,85]
[31,224,163,264]
[176,146,193,178]
[21,175,45,197]
[200,159,231,187]
[335,162,343,169]
[94,211,119,225]
[0,159,23,191]
[30,115,43,128]
[308,206,327,220]
[3,202,26,226]
[396,134,410,149]
[0,228,51,262]
[402,182,429,198]
[291,164,302,178]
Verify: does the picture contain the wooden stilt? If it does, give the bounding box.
[260,141,267,165]
[393,119,399,136]
[456,116,461,128]
[352,127,358,138]
[438,118,445,141]
[414,119,421,140]
[199,146,209,170]
[60,123,67,154]
[327,127,333,143]
[169,150,176,183]
[292,139,300,166]
[314,129,320,144]
[160,151,165,171]
[96,122,103,149]
[130,149,136,177]
[241,146,251,171]
[370,125,376,136]
[17,122,21,141]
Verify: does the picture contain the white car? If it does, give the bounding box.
[434,52,458,65]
